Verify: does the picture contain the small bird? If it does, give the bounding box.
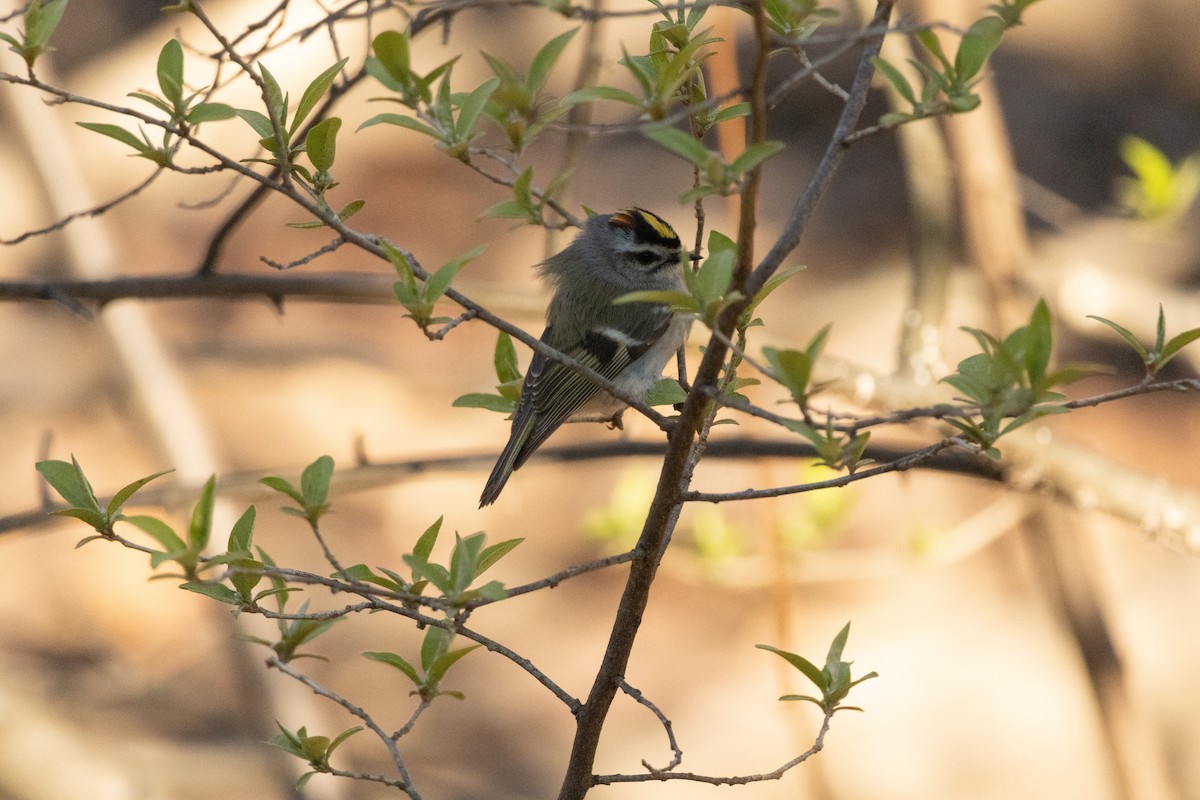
[479,207,690,507]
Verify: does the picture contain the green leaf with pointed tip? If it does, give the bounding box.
[181,581,242,605]
[474,537,523,579]
[644,125,712,166]
[363,650,421,684]
[871,57,916,105]
[76,122,148,153]
[427,644,481,685]
[188,476,217,552]
[729,140,785,176]
[645,377,688,406]
[186,102,236,123]
[561,85,641,107]
[36,457,100,511]
[494,332,521,384]
[291,58,349,136]
[107,468,174,516]
[357,112,441,139]
[452,393,514,412]
[427,245,484,301]
[528,28,578,94]
[235,108,275,139]
[955,15,1005,83]
[258,62,287,130]
[228,505,256,554]
[1160,327,1200,368]
[24,0,68,53]
[456,77,501,138]
[1087,315,1149,361]
[300,456,334,507]
[259,475,304,505]
[123,514,185,553]
[756,643,827,691]
[420,625,452,673]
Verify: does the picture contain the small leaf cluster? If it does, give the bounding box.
[453,332,523,413]
[364,29,577,223]
[78,39,235,167]
[644,126,784,204]
[757,623,878,714]
[360,29,498,163]
[764,327,871,471]
[349,517,522,699]
[482,28,577,153]
[269,723,362,788]
[0,0,66,69]
[941,300,1093,455]
[234,57,366,227]
[384,241,483,330]
[760,0,838,40]
[1114,136,1200,222]
[872,2,1031,127]
[569,0,719,125]
[1090,304,1200,378]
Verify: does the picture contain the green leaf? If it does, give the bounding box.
[259,475,304,505]
[186,102,236,123]
[357,112,441,139]
[300,455,334,507]
[188,476,217,552]
[235,108,275,139]
[452,393,515,412]
[528,28,578,94]
[180,581,242,605]
[645,377,688,406]
[756,643,827,691]
[305,116,341,172]
[371,30,411,83]
[714,102,750,123]
[561,85,641,107]
[363,650,421,684]
[123,515,185,554]
[76,122,148,153]
[644,125,712,166]
[426,644,481,685]
[413,517,442,563]
[729,140,785,176]
[107,468,174,516]
[1087,315,1149,361]
[156,39,184,108]
[494,332,521,384]
[23,0,68,61]
[36,456,100,511]
[427,245,484,301]
[258,62,287,133]
[420,625,452,673]
[1160,327,1200,367]
[291,58,349,136]
[871,57,916,105]
[474,537,523,579]
[228,505,257,554]
[954,15,1005,83]
[455,77,501,138]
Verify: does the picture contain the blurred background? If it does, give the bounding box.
[1,0,1199,798]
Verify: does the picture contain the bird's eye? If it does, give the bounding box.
[632,250,659,266]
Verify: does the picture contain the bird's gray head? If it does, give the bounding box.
[543,207,683,292]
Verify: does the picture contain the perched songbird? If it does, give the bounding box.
[479,207,690,507]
